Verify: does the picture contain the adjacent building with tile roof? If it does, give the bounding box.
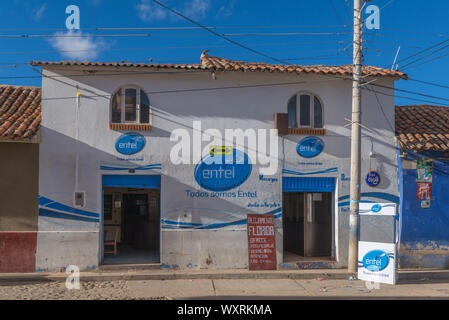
[396,104,449,153]
[395,104,449,270]
[0,85,41,142]
[0,85,40,272]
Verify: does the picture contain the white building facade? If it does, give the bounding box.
[32,53,406,271]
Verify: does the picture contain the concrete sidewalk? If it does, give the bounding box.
[0,268,351,283]
[1,267,449,284]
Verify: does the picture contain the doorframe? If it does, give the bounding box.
[281,176,338,262]
[98,174,162,265]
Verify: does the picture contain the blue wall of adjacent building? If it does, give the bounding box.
[398,151,449,269]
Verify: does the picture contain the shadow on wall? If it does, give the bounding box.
[38,126,283,270]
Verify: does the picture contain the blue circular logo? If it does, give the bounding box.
[115,132,146,155]
[371,204,382,213]
[365,171,381,187]
[362,250,390,272]
[296,136,324,158]
[194,149,252,192]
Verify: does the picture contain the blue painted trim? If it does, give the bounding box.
[282,167,338,176]
[338,200,376,207]
[100,186,104,264]
[102,174,161,189]
[396,147,403,244]
[100,163,162,171]
[359,203,396,213]
[163,220,204,227]
[38,196,100,219]
[283,176,335,192]
[39,208,100,223]
[338,192,399,204]
[161,208,282,230]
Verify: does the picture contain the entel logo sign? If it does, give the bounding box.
[194,149,252,191]
[362,250,390,272]
[296,136,324,158]
[365,171,381,187]
[115,132,146,155]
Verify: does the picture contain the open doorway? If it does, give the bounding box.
[102,187,160,265]
[283,192,333,262]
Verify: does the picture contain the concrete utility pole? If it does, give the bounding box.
[348,0,363,273]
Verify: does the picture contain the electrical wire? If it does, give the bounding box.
[0,69,209,80]
[396,38,449,65]
[363,87,449,107]
[6,61,441,107]
[4,67,444,109]
[328,0,345,26]
[0,24,353,32]
[3,64,445,117]
[401,51,449,71]
[26,78,349,102]
[342,0,352,21]
[400,43,449,70]
[0,32,353,38]
[370,83,449,103]
[408,77,449,90]
[0,40,348,55]
[381,0,396,10]
[369,85,396,132]
[217,32,352,36]
[0,49,352,69]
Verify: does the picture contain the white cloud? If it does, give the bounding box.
[216,0,236,19]
[49,31,108,60]
[183,0,211,20]
[135,0,168,22]
[33,3,47,21]
[135,0,213,22]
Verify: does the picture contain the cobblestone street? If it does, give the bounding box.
[0,280,171,300]
[1,278,449,300]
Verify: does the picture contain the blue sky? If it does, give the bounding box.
[0,0,448,106]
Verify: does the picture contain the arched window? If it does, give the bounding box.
[287,92,323,129]
[111,86,150,124]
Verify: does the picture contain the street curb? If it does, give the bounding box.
[397,270,449,281]
[0,269,448,283]
[0,270,352,283]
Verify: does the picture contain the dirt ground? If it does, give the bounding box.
[1,278,449,300]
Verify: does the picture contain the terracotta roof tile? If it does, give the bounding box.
[0,85,41,141]
[200,52,407,79]
[395,105,449,152]
[30,51,407,80]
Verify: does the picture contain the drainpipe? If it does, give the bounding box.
[75,86,80,194]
